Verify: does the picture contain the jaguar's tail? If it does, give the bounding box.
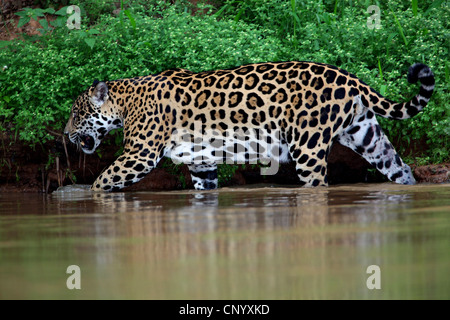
[366,63,435,120]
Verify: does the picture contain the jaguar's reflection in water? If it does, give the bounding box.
[2,183,449,299]
[53,183,416,235]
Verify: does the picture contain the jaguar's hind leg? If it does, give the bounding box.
[337,112,415,185]
[188,164,218,190]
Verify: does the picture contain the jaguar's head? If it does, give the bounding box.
[64,81,120,154]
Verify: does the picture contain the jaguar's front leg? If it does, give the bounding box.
[91,148,161,192]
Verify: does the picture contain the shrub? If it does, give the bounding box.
[218,0,449,162]
[0,3,281,144]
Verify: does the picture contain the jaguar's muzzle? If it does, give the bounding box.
[79,134,96,154]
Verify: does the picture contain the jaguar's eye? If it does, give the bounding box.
[72,112,78,124]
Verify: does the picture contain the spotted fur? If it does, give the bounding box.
[64,62,434,191]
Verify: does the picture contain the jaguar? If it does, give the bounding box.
[64,61,434,191]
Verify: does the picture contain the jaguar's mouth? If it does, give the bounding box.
[79,134,96,153]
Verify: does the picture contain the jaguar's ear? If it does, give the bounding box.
[90,81,108,107]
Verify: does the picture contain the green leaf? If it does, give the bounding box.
[234,7,245,22]
[34,9,46,16]
[17,17,31,28]
[43,8,55,14]
[377,58,384,81]
[55,6,69,16]
[15,10,28,18]
[76,30,87,38]
[84,38,96,49]
[212,5,228,18]
[411,0,418,16]
[389,6,408,46]
[124,9,136,30]
[50,16,66,28]
[88,29,100,35]
[39,19,49,30]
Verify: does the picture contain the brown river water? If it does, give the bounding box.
[0,183,449,299]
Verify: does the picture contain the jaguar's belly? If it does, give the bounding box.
[167,128,291,168]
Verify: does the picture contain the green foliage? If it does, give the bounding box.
[160,160,187,188]
[0,2,280,145]
[69,0,116,24]
[218,164,241,185]
[15,7,55,29]
[217,0,449,163]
